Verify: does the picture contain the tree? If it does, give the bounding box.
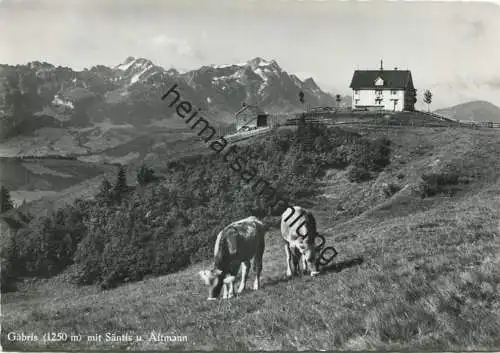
[424,89,433,112]
[1,74,22,139]
[1,186,14,213]
[336,94,342,109]
[113,166,128,202]
[299,91,305,104]
[96,178,113,205]
[137,164,157,186]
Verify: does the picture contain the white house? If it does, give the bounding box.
[349,61,417,112]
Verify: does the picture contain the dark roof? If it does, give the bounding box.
[350,70,413,89]
[235,105,266,117]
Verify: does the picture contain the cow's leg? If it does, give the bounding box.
[285,244,293,277]
[227,280,234,298]
[222,279,235,299]
[237,261,250,294]
[253,257,263,290]
[301,253,309,275]
[252,233,264,290]
[291,248,301,276]
[222,283,228,299]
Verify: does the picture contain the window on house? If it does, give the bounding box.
[391,90,397,95]
[355,99,360,104]
[354,90,359,95]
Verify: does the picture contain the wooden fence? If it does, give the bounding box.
[283,116,500,129]
[456,121,500,128]
[416,111,500,128]
[216,125,237,137]
[267,113,294,128]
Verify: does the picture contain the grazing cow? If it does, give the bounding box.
[281,206,324,277]
[198,216,266,300]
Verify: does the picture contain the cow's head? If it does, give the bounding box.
[298,233,325,276]
[198,269,235,300]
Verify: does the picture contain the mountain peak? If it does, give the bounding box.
[115,57,154,72]
[247,57,278,68]
[124,56,136,64]
[248,57,268,65]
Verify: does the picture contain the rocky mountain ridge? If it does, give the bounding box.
[0,56,347,141]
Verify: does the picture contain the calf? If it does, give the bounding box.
[199,216,265,300]
[281,206,324,277]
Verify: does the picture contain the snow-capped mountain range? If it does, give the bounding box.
[0,56,347,141]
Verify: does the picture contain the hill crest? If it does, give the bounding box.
[434,100,500,123]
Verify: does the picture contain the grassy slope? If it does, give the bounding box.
[2,126,500,351]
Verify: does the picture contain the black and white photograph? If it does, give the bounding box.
[1,0,500,351]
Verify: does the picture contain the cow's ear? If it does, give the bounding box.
[213,269,223,276]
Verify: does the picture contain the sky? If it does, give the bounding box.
[1,0,500,110]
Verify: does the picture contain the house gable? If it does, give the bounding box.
[374,77,384,86]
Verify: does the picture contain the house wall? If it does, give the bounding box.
[236,109,264,130]
[352,89,405,111]
[236,109,258,130]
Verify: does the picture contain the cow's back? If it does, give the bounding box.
[214,216,265,269]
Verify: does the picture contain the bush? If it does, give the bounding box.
[420,172,463,198]
[1,185,14,213]
[7,206,86,279]
[1,234,18,293]
[1,258,17,293]
[348,165,372,183]
[137,164,158,186]
[72,199,224,288]
[354,138,391,172]
[383,183,402,198]
[372,137,391,171]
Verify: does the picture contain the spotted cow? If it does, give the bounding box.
[199,216,266,300]
[281,206,325,277]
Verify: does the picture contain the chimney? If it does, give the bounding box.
[380,59,383,71]
[394,67,398,70]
